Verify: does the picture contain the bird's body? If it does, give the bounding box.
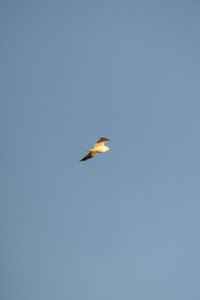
[80,137,111,162]
[87,145,110,153]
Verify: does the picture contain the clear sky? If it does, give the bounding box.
[1,0,200,299]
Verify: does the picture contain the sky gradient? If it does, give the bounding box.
[1,1,200,299]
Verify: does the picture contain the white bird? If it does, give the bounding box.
[80,137,111,162]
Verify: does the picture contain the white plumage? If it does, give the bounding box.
[80,137,111,162]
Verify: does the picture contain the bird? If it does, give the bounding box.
[80,137,111,162]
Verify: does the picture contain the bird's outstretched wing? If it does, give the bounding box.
[80,152,99,162]
[94,137,110,148]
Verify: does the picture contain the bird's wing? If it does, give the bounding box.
[94,137,110,148]
[80,152,99,162]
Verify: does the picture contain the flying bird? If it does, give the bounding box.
[80,137,111,162]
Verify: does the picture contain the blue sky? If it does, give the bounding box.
[1,0,200,299]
